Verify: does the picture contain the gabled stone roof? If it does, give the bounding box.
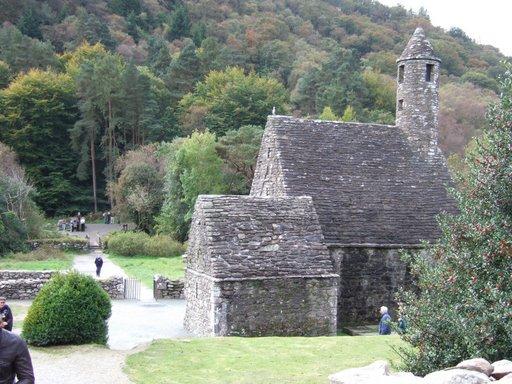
[187,195,336,279]
[250,116,457,245]
[398,27,440,63]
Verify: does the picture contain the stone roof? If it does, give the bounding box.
[250,116,457,245]
[398,27,440,63]
[186,195,336,279]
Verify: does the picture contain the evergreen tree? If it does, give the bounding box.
[75,9,117,50]
[126,12,140,43]
[164,40,202,107]
[167,3,190,41]
[17,6,42,39]
[108,0,141,17]
[397,64,512,375]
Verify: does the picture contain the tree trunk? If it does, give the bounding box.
[90,132,98,213]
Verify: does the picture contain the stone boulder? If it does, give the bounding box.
[498,373,512,382]
[456,358,494,376]
[492,360,512,380]
[424,369,491,384]
[329,361,424,384]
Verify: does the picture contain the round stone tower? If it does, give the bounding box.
[396,27,441,158]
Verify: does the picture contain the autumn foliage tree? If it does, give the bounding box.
[397,64,512,375]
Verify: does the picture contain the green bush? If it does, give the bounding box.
[106,232,185,257]
[144,235,185,257]
[0,211,27,255]
[106,231,149,256]
[22,272,111,346]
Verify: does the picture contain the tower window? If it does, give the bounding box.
[398,65,404,83]
[426,64,434,82]
[398,99,404,111]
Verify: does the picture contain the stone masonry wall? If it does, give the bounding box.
[153,275,185,299]
[330,246,416,325]
[184,270,214,336]
[213,276,338,336]
[100,277,125,299]
[0,271,125,300]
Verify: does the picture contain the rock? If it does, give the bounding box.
[329,361,425,383]
[492,361,512,380]
[498,373,512,382]
[329,360,389,383]
[424,368,491,384]
[457,358,494,376]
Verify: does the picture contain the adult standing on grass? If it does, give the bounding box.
[0,297,13,331]
[378,306,391,335]
[95,255,104,277]
[0,315,35,384]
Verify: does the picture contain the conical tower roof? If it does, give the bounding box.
[398,27,440,62]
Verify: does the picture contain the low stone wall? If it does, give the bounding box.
[27,238,89,252]
[0,271,56,281]
[153,275,185,299]
[0,270,125,300]
[0,278,49,300]
[329,245,418,325]
[99,277,125,299]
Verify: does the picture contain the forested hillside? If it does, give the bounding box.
[0,0,507,215]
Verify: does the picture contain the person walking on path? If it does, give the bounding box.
[95,255,104,277]
[0,317,34,384]
[378,306,392,335]
[0,297,13,331]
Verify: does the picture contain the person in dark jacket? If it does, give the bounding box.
[95,256,104,277]
[0,320,35,384]
[0,297,13,332]
[378,306,392,335]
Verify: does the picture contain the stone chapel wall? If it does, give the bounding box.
[329,246,418,325]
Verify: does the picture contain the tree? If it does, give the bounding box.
[0,142,39,254]
[0,24,59,74]
[397,64,512,375]
[179,67,288,135]
[75,9,116,50]
[71,48,125,210]
[109,145,165,233]
[341,105,356,122]
[216,125,264,193]
[0,70,82,215]
[0,61,11,89]
[157,131,226,241]
[167,3,190,41]
[108,0,141,17]
[17,6,43,39]
[319,106,340,121]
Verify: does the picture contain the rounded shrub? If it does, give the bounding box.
[106,231,149,256]
[22,271,111,346]
[144,235,185,257]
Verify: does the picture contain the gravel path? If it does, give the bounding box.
[30,344,136,384]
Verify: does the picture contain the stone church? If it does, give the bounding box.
[184,28,457,336]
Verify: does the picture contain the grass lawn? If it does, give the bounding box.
[125,335,405,384]
[9,301,31,331]
[108,254,184,287]
[0,254,73,271]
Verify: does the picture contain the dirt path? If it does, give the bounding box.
[30,344,136,384]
